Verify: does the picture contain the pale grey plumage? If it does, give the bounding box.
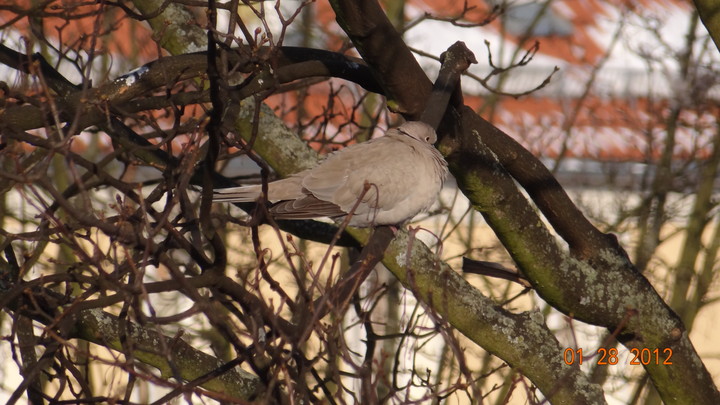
[213,121,448,227]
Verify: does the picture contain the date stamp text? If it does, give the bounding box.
[563,348,673,366]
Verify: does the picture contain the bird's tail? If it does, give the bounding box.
[212,185,262,203]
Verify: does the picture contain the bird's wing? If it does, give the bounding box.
[301,137,410,215]
[270,196,347,220]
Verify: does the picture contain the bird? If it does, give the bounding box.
[213,121,448,227]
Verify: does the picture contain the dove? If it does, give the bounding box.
[213,121,448,227]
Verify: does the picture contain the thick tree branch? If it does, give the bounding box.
[694,1,720,53]
[419,41,477,129]
[329,0,433,116]
[74,308,260,400]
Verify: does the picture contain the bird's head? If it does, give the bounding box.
[394,121,437,144]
